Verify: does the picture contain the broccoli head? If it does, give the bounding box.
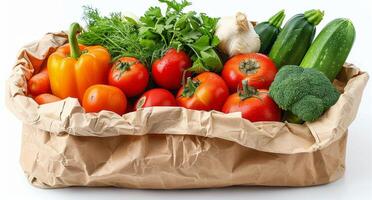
[269,65,340,122]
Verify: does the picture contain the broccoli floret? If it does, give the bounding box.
[269,65,340,122]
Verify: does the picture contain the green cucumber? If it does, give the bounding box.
[300,18,356,80]
[269,9,324,69]
[254,10,286,54]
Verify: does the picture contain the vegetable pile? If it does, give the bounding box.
[28,0,356,124]
[78,0,222,73]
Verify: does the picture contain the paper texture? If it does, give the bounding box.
[6,32,369,188]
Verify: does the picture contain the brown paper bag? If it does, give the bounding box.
[5,33,369,189]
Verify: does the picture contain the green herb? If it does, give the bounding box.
[78,7,161,66]
[78,0,222,72]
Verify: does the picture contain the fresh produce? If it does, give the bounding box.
[135,88,177,110]
[222,80,281,122]
[78,0,222,73]
[221,53,277,92]
[78,8,151,64]
[300,18,356,80]
[139,0,223,73]
[152,48,191,90]
[34,93,61,105]
[28,2,355,124]
[254,10,286,54]
[108,57,149,97]
[269,9,324,69]
[177,72,229,111]
[269,65,340,122]
[48,23,111,101]
[28,67,50,96]
[82,84,127,115]
[215,12,260,57]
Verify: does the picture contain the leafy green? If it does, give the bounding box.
[78,0,222,72]
[160,0,191,13]
[78,6,161,66]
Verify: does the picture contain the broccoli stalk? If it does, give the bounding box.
[283,111,304,124]
[269,65,340,122]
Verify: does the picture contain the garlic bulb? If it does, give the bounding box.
[215,12,261,57]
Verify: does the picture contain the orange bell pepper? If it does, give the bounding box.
[48,22,111,101]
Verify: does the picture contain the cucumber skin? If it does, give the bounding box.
[255,22,280,54]
[300,19,356,80]
[269,14,316,69]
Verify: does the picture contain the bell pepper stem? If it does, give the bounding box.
[69,22,83,59]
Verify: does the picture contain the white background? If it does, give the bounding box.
[0,0,371,199]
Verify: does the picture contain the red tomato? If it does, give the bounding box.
[135,88,177,110]
[28,67,50,96]
[34,93,61,105]
[108,57,149,97]
[82,84,127,115]
[176,72,229,111]
[222,53,277,92]
[152,48,191,90]
[222,80,281,122]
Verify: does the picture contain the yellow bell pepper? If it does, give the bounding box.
[48,23,111,101]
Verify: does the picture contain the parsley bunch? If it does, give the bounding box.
[78,0,222,73]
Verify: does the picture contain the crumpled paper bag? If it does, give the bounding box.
[5,33,369,189]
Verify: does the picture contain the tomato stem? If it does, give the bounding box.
[239,79,258,100]
[69,22,83,59]
[182,77,200,97]
[116,61,135,71]
[136,96,146,110]
[239,59,260,74]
